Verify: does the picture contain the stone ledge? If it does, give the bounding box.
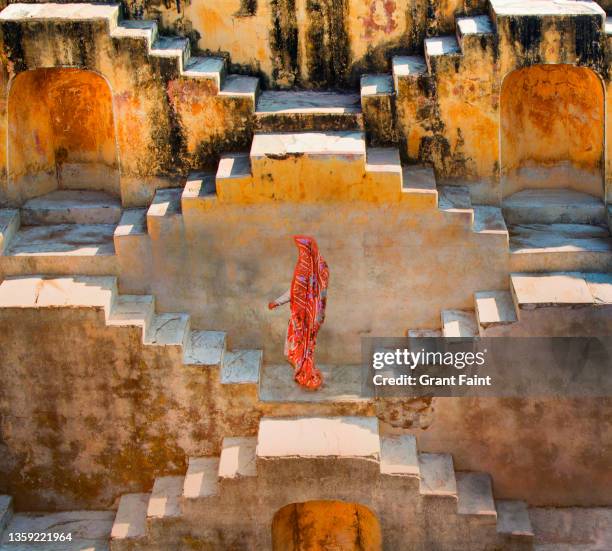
[257,416,380,459]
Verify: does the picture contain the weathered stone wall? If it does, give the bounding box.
[392,6,612,202]
[272,501,382,550]
[0,11,253,207]
[8,68,120,202]
[500,64,604,199]
[0,305,261,511]
[402,396,612,507]
[0,303,610,511]
[127,201,508,365]
[125,0,484,88]
[1,4,612,206]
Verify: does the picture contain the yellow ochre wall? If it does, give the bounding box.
[272,501,382,551]
[8,68,119,201]
[500,64,604,199]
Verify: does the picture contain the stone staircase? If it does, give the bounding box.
[0,3,259,106]
[0,190,121,278]
[409,271,612,338]
[1,488,608,550]
[254,90,363,132]
[104,416,534,550]
[0,274,261,384]
[503,189,612,273]
[0,499,113,551]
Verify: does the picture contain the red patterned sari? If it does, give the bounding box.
[286,236,329,390]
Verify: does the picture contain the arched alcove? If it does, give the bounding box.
[271,500,382,551]
[500,64,604,199]
[7,68,119,204]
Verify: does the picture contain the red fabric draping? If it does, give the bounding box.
[286,235,329,390]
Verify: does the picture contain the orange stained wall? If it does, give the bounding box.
[500,64,604,198]
[272,500,382,551]
[8,68,117,194]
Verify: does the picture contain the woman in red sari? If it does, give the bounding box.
[268,236,329,390]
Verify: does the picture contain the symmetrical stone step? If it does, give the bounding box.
[502,189,607,225]
[220,349,262,385]
[379,435,419,476]
[255,90,362,132]
[392,55,427,89]
[183,457,220,499]
[112,208,150,293]
[20,190,122,226]
[218,437,257,480]
[147,476,183,520]
[0,275,116,313]
[365,147,403,196]
[496,500,534,538]
[183,56,226,88]
[418,453,457,497]
[473,206,508,238]
[4,223,116,257]
[0,3,259,102]
[424,35,461,72]
[217,74,259,102]
[107,294,155,329]
[144,313,190,347]
[0,509,114,551]
[214,153,251,202]
[508,223,612,272]
[257,416,380,459]
[111,493,148,546]
[438,185,472,213]
[441,309,478,337]
[511,272,611,309]
[474,290,517,335]
[456,15,495,52]
[150,36,190,70]
[0,209,19,255]
[146,188,182,223]
[247,130,371,201]
[0,495,12,534]
[360,74,397,145]
[183,330,225,367]
[401,165,438,208]
[251,130,366,159]
[111,19,158,45]
[360,74,394,98]
[259,363,366,404]
[456,472,497,519]
[507,271,612,335]
[0,2,119,23]
[105,415,535,549]
[491,0,604,18]
[412,270,612,338]
[0,275,262,383]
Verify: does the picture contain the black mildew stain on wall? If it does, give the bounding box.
[2,21,27,73]
[64,22,98,68]
[235,0,257,17]
[574,15,603,70]
[306,0,351,88]
[269,0,299,86]
[508,15,542,64]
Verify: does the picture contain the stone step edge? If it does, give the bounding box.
[0,2,257,99]
[0,208,20,255]
[110,493,149,541]
[0,274,260,384]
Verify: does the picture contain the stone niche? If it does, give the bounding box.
[7,67,119,204]
[500,64,605,199]
[271,500,382,551]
